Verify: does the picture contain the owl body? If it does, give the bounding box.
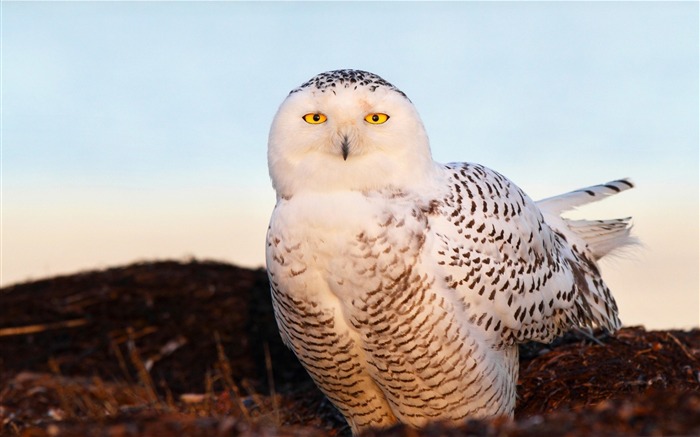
[266,70,634,434]
[267,177,518,431]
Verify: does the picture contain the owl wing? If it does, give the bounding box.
[429,163,623,345]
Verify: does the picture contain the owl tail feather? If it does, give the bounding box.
[537,179,638,261]
[536,178,634,214]
[566,217,636,260]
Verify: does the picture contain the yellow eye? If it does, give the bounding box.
[302,113,327,124]
[364,113,390,124]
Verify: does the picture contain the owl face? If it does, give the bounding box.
[268,70,436,198]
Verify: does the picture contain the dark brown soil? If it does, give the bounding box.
[1,260,698,436]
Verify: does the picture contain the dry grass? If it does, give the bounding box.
[0,329,294,436]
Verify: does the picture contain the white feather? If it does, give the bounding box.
[537,179,637,260]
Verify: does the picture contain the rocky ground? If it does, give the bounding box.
[1,260,698,436]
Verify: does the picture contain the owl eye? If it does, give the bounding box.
[303,113,327,124]
[364,113,390,124]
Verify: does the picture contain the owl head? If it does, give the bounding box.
[268,70,437,198]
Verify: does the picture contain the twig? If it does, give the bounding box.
[109,339,134,384]
[265,342,280,425]
[145,335,188,371]
[92,376,119,416]
[572,326,605,346]
[242,379,266,416]
[666,332,698,363]
[110,326,158,344]
[215,332,251,421]
[160,378,176,410]
[48,358,76,419]
[0,319,88,337]
[204,370,215,414]
[127,327,159,404]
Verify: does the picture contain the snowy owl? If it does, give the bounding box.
[266,69,634,434]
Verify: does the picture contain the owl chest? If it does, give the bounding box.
[267,193,430,302]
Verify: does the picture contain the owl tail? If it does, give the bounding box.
[536,179,637,261]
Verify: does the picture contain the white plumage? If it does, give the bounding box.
[265,69,635,434]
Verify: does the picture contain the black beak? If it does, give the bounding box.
[341,136,350,161]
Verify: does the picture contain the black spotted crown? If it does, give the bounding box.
[291,69,408,99]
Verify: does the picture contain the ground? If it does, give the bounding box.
[1,260,698,436]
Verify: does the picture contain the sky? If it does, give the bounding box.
[2,1,698,329]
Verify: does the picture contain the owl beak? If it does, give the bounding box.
[341,135,350,161]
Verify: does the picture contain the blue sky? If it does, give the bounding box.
[3,1,698,329]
